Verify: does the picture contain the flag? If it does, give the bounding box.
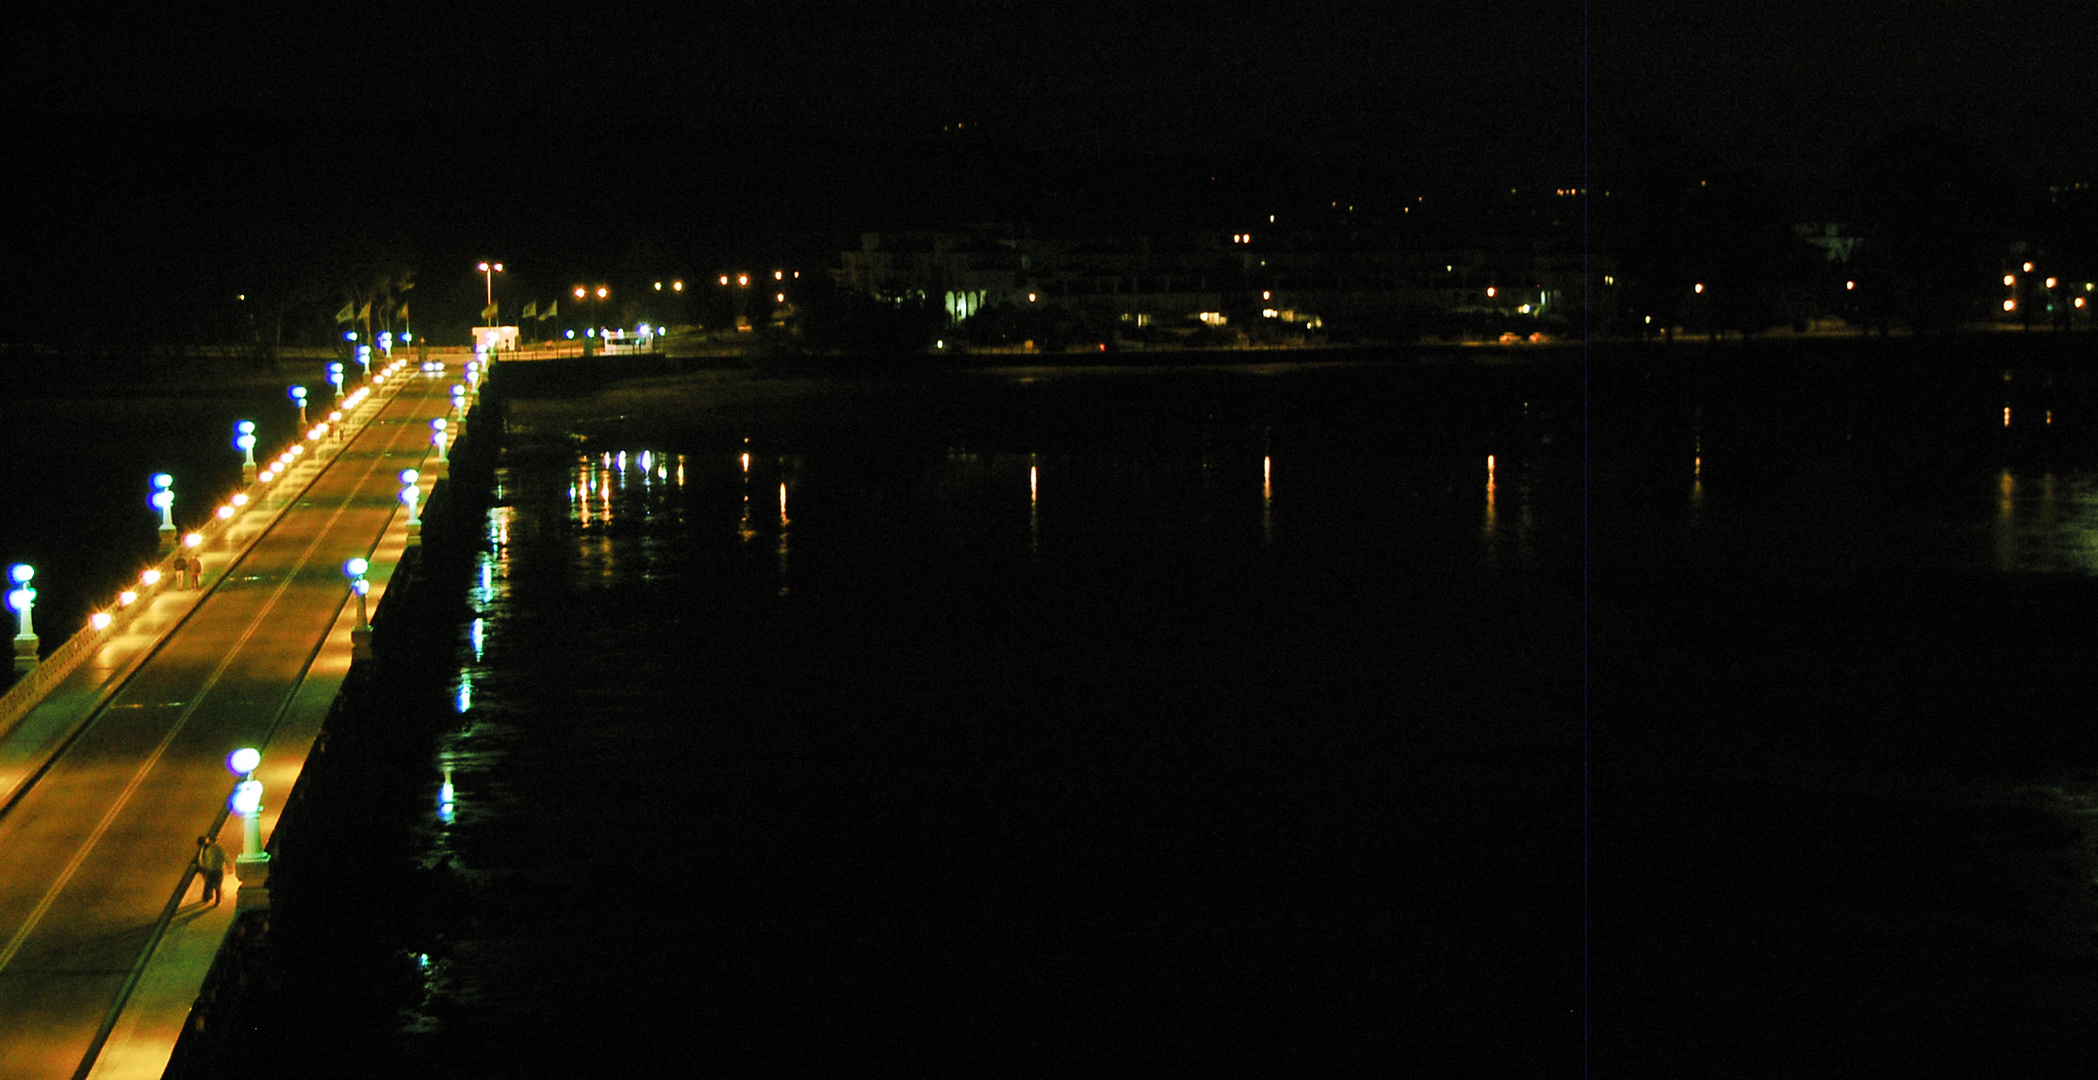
[357,301,372,321]
[521,301,538,319]
[482,303,499,321]
[542,300,558,320]
[334,303,354,323]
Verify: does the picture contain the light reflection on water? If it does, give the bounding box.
[397,429,1576,1063]
[1988,467,2098,574]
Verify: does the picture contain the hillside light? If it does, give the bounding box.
[8,564,35,673]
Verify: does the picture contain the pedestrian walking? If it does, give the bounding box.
[195,836,229,906]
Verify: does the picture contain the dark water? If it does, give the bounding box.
[210,343,2098,1076]
[233,360,1587,1075]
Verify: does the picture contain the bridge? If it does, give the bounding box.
[0,356,477,1078]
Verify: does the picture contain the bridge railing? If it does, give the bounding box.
[0,361,418,741]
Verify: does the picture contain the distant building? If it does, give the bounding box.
[834,222,1591,344]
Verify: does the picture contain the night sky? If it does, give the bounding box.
[1,4,2091,338]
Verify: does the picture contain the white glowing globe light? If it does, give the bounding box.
[231,779,263,815]
[227,747,262,775]
[9,564,30,584]
[345,557,369,577]
[151,490,174,510]
[7,588,31,613]
[432,418,447,432]
[290,386,306,401]
[400,469,419,485]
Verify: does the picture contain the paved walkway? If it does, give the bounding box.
[0,357,469,1079]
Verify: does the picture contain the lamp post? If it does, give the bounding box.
[150,473,177,552]
[8,564,35,674]
[479,261,505,327]
[345,557,373,660]
[329,362,345,403]
[235,421,258,483]
[226,747,270,901]
[572,285,609,348]
[289,385,308,429]
[400,468,422,536]
[431,418,449,463]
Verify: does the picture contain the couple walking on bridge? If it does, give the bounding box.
[194,836,230,906]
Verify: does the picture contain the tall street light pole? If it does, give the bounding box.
[479,262,504,327]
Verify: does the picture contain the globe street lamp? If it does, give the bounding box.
[345,557,373,659]
[226,747,270,893]
[431,418,449,463]
[8,564,35,674]
[329,362,345,403]
[151,473,177,551]
[289,385,308,429]
[450,383,467,419]
[235,420,258,484]
[400,468,422,535]
[479,261,505,327]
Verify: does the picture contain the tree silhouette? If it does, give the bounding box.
[1846,126,2023,335]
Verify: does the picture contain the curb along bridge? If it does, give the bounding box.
[0,354,482,1079]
